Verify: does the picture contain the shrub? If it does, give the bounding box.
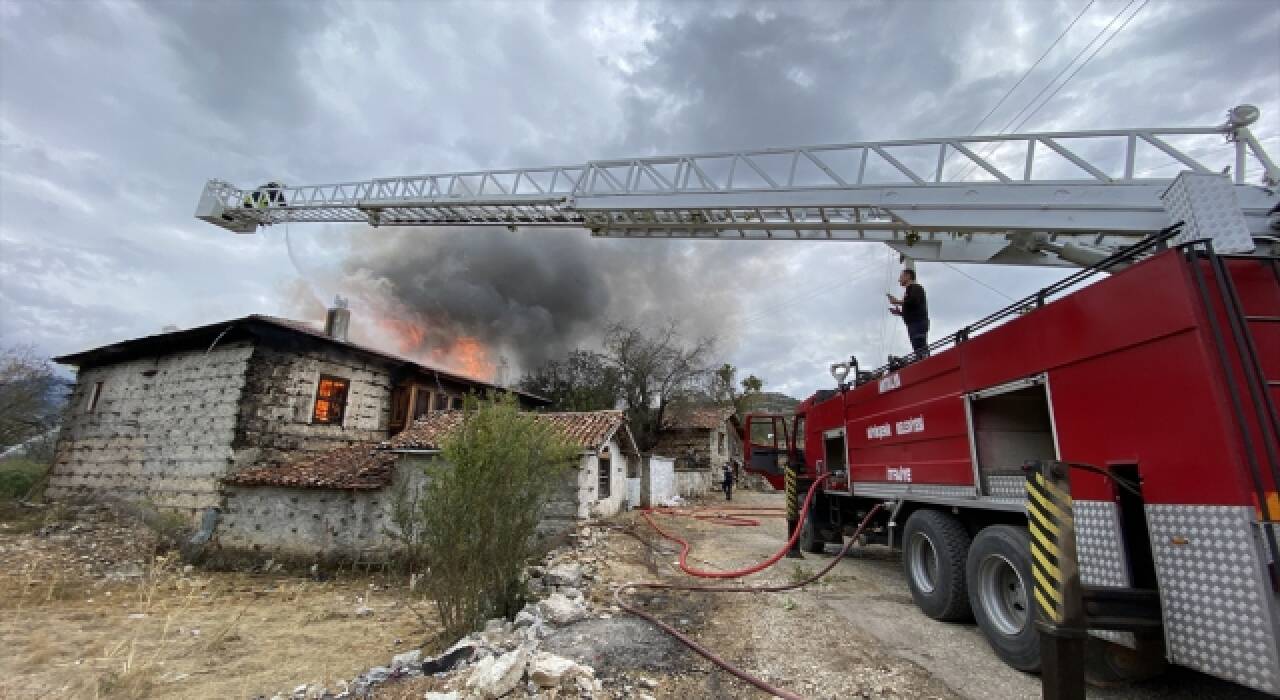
[0,457,47,500]
[408,393,577,639]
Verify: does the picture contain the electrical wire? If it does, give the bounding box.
[942,262,1017,302]
[953,0,1140,181]
[943,0,1097,177]
[1009,0,1151,134]
[735,254,884,327]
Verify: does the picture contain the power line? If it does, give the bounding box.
[965,1,1097,139]
[735,255,884,327]
[943,262,1017,302]
[1010,0,1151,134]
[953,0,1138,181]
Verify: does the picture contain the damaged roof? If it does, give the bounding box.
[662,405,735,431]
[52,314,547,405]
[223,443,397,490]
[389,409,637,454]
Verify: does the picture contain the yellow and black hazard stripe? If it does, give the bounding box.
[784,465,798,522]
[1025,472,1072,625]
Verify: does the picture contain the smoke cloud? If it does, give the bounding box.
[291,226,770,380]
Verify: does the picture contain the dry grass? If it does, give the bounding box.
[0,552,437,699]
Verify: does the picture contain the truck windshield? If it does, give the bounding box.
[793,415,805,450]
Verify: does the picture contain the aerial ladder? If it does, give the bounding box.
[199,104,1279,266]
[198,107,1280,696]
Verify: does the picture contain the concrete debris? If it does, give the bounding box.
[544,562,583,587]
[353,605,374,617]
[390,649,421,670]
[465,644,531,699]
[424,693,459,700]
[538,593,588,626]
[528,651,594,688]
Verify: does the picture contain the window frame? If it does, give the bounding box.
[598,454,612,499]
[312,375,351,425]
[86,381,104,413]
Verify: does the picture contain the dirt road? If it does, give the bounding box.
[612,491,1265,700]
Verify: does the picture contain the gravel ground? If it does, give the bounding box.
[601,490,1266,700]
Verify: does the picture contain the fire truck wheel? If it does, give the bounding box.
[967,525,1039,672]
[799,509,827,554]
[901,509,973,621]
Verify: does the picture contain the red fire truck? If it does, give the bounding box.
[745,225,1280,692]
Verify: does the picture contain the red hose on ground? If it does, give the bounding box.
[615,504,886,700]
[641,475,829,578]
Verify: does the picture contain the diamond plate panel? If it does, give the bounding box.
[1162,173,1255,254]
[1076,501,1131,588]
[1076,500,1137,649]
[852,482,975,500]
[985,475,1025,500]
[1147,504,1280,694]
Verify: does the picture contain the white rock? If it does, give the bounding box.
[424,693,459,700]
[544,563,583,587]
[538,593,587,626]
[465,645,531,699]
[354,605,374,617]
[391,649,421,670]
[528,652,593,688]
[513,607,539,628]
[483,618,506,633]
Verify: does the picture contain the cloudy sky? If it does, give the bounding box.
[1,0,1277,396]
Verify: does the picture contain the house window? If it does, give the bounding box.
[312,376,350,425]
[434,393,452,411]
[86,381,104,412]
[718,432,726,455]
[451,396,464,410]
[598,454,611,499]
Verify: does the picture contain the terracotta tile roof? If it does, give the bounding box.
[388,410,631,452]
[662,405,734,431]
[223,443,397,490]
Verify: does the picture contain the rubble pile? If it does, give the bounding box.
[268,526,645,700]
[0,502,160,588]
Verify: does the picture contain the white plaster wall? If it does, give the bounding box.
[217,485,398,558]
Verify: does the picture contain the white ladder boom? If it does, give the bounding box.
[197,109,1279,266]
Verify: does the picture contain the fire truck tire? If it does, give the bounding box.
[967,525,1039,672]
[901,509,973,621]
[799,508,826,554]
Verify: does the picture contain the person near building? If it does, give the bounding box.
[721,461,736,501]
[887,268,930,356]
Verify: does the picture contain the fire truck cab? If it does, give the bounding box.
[746,224,1280,692]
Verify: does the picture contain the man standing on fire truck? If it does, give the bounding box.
[888,269,929,356]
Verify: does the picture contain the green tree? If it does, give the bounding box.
[517,350,621,411]
[409,393,578,639]
[709,363,764,417]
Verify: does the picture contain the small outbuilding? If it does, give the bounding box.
[216,410,639,559]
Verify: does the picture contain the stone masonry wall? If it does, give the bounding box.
[217,484,400,559]
[47,341,255,513]
[230,343,395,474]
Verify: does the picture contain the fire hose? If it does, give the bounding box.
[616,479,885,699]
[641,476,828,578]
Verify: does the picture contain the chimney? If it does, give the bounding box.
[325,296,351,342]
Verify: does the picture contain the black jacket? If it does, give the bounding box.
[902,283,928,324]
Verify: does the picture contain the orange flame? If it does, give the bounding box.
[374,317,496,381]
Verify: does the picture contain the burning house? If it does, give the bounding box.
[216,409,638,558]
[46,306,547,516]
